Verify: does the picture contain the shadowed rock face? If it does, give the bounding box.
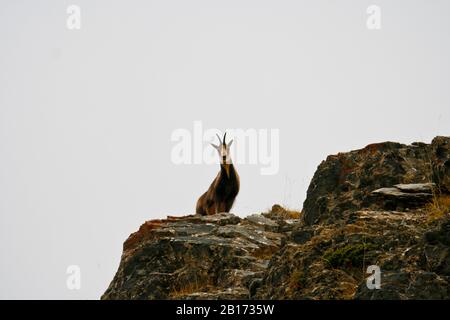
[256,209,450,300]
[432,136,450,193]
[103,137,450,300]
[302,137,450,225]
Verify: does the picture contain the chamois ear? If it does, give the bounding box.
[227,139,233,148]
[210,143,220,150]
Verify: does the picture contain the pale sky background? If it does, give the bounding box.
[0,0,449,299]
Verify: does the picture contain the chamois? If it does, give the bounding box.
[196,132,240,215]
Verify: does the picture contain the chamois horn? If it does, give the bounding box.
[215,132,227,145]
[216,133,222,145]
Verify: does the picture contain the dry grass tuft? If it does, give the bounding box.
[271,204,302,219]
[426,193,450,222]
[169,278,207,298]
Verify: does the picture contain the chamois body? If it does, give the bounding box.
[196,164,240,215]
[196,133,240,215]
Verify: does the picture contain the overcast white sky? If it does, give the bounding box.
[0,0,449,299]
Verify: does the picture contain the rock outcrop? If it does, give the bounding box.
[102,136,450,300]
[301,138,448,225]
[432,136,450,193]
[102,211,298,299]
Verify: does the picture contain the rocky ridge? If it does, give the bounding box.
[102,136,450,300]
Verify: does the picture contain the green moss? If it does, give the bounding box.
[323,243,378,269]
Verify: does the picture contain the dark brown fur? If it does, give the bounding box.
[196,164,240,215]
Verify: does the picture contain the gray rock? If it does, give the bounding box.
[244,214,279,232]
[290,229,313,244]
[372,187,432,200]
[394,183,436,193]
[302,137,450,225]
[371,183,435,210]
[102,212,284,300]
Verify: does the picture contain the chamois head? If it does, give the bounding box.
[211,132,233,165]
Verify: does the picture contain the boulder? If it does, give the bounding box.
[302,138,449,225]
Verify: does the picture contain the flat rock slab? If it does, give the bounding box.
[372,187,432,199]
[394,183,436,193]
[197,212,241,226]
[371,183,436,210]
[372,183,434,203]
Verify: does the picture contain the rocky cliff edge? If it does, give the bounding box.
[102,136,450,300]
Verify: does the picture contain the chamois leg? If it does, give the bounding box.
[197,206,207,216]
[196,193,207,215]
[224,198,235,213]
[204,205,215,215]
[216,202,227,214]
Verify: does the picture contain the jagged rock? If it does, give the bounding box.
[256,209,450,300]
[355,271,449,300]
[290,229,314,244]
[102,212,287,300]
[103,136,450,300]
[425,220,450,246]
[431,136,450,193]
[302,137,450,225]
